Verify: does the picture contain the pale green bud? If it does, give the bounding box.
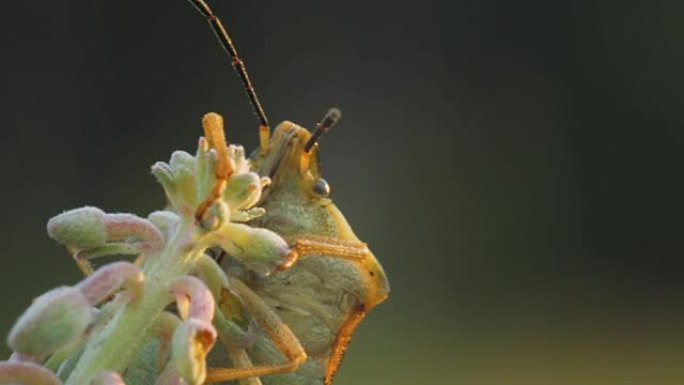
[169,150,197,172]
[8,287,93,356]
[170,151,198,207]
[148,210,180,239]
[193,254,229,300]
[47,207,107,249]
[151,162,175,195]
[171,318,216,385]
[228,145,250,175]
[213,223,291,276]
[195,138,216,203]
[91,371,125,385]
[223,172,262,212]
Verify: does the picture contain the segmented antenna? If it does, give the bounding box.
[187,0,270,133]
[304,108,342,153]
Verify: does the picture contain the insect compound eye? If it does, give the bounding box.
[312,178,331,197]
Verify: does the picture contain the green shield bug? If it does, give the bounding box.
[185,1,390,384]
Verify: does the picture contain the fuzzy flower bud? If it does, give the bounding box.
[169,151,199,207]
[153,150,203,214]
[170,276,215,323]
[148,210,180,239]
[104,213,164,249]
[0,361,62,385]
[193,254,229,300]
[76,261,144,305]
[8,287,93,356]
[152,162,176,196]
[212,222,291,276]
[223,172,263,212]
[171,318,216,385]
[47,207,107,249]
[91,371,126,385]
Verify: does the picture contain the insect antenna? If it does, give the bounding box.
[187,0,271,152]
[304,108,342,153]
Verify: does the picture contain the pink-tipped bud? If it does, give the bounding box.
[104,213,164,250]
[91,371,126,385]
[8,352,41,364]
[8,287,93,356]
[171,318,216,385]
[171,276,215,323]
[76,261,144,305]
[0,361,62,385]
[47,207,107,249]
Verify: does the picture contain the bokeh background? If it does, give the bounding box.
[2,1,684,384]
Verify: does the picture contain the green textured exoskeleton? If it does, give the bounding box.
[206,117,390,385]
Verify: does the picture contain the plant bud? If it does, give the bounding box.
[214,223,291,276]
[170,276,215,323]
[104,213,164,249]
[47,207,107,249]
[8,352,41,363]
[152,162,176,195]
[193,254,229,300]
[154,365,185,385]
[91,371,125,385]
[223,172,262,212]
[76,261,144,305]
[170,151,199,207]
[195,141,216,201]
[229,145,249,174]
[0,361,62,385]
[169,151,197,172]
[171,318,216,385]
[8,287,93,356]
[148,210,180,238]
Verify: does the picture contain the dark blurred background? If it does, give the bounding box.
[2,1,684,384]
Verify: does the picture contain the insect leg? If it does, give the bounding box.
[195,113,234,223]
[224,346,264,385]
[280,236,370,270]
[204,279,307,383]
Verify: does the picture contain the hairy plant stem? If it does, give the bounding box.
[64,219,207,385]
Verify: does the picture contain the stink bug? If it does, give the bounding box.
[185,1,390,384]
